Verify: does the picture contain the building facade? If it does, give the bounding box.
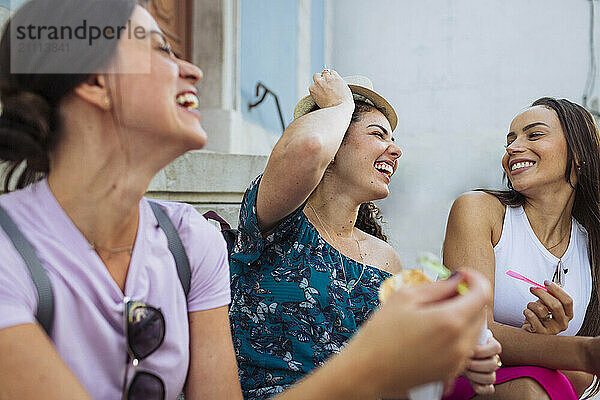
[2,1,600,271]
[0,0,330,227]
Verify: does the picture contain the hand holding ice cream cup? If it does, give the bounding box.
[378,255,495,399]
[378,253,470,304]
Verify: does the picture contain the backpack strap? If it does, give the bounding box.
[0,205,54,336]
[0,201,191,337]
[202,211,231,231]
[149,201,191,297]
[203,211,238,255]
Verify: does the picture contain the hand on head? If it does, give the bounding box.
[308,69,354,110]
[345,269,491,398]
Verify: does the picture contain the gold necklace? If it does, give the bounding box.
[543,226,570,251]
[89,241,133,256]
[541,225,570,286]
[543,227,570,287]
[307,202,366,294]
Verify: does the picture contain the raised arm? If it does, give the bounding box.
[257,70,354,231]
[0,324,92,399]
[443,192,593,372]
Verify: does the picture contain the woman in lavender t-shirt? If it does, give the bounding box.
[0,1,240,399]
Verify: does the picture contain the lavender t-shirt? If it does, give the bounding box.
[0,179,231,400]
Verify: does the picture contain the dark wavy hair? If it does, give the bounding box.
[481,97,600,398]
[356,201,387,241]
[0,0,137,191]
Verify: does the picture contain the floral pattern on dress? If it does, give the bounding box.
[229,175,391,400]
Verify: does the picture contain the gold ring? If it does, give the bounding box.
[542,312,553,322]
[496,355,502,368]
[321,68,331,75]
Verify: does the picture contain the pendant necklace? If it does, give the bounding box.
[543,226,570,287]
[552,259,568,287]
[307,203,366,297]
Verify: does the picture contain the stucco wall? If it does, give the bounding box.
[240,0,298,133]
[148,151,268,227]
[329,0,597,266]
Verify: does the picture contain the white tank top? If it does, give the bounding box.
[493,205,592,336]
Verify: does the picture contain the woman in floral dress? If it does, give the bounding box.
[229,70,501,399]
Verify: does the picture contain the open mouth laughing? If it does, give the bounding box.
[374,160,395,182]
[509,159,536,174]
[176,91,199,111]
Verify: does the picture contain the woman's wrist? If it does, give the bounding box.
[582,336,600,374]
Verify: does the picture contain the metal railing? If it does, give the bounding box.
[248,82,286,133]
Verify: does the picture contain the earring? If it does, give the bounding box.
[103,97,111,108]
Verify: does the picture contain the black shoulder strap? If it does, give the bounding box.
[149,201,191,297]
[0,202,191,338]
[0,205,54,335]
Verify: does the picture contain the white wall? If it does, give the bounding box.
[330,0,596,266]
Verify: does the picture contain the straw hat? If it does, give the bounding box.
[293,75,397,131]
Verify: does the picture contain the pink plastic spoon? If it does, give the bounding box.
[506,270,548,292]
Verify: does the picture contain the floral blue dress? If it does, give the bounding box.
[229,175,391,399]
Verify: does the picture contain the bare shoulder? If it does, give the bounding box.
[452,191,505,218]
[449,191,505,232]
[358,231,402,275]
[444,191,506,273]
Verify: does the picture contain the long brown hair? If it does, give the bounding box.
[483,97,600,397]
[484,97,600,335]
[484,100,600,339]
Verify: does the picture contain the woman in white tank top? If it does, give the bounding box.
[443,98,600,400]
[493,205,591,337]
